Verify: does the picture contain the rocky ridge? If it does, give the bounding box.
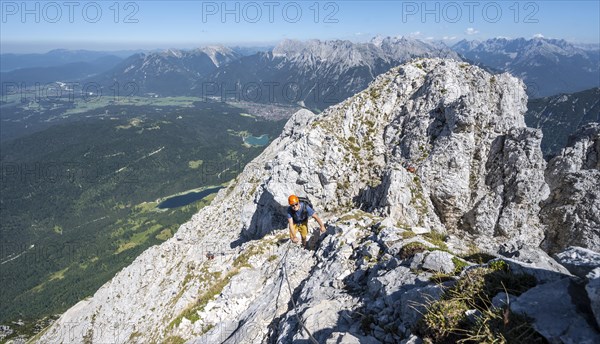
[541,123,600,253]
[35,59,600,343]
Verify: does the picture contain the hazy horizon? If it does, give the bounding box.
[2,1,598,53]
[2,35,600,55]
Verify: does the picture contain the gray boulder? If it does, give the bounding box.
[511,278,600,343]
[421,251,455,274]
[499,257,569,284]
[586,268,600,328]
[409,252,427,270]
[501,246,572,276]
[400,285,445,327]
[368,266,419,303]
[326,332,380,344]
[554,246,600,278]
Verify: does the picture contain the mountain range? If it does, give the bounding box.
[201,37,460,111]
[3,37,598,109]
[78,37,459,111]
[452,37,600,97]
[85,46,241,97]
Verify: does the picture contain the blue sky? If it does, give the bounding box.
[1,0,599,53]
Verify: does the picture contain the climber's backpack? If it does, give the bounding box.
[297,196,314,219]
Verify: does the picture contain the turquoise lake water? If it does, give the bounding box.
[244,134,269,146]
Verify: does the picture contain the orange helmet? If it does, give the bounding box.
[288,194,299,205]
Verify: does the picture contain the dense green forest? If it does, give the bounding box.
[0,99,287,330]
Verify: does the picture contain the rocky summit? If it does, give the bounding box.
[36,59,600,343]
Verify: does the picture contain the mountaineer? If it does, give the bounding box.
[287,194,326,248]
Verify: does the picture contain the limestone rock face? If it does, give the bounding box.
[35,59,599,343]
[236,58,546,252]
[541,123,600,253]
[461,127,548,249]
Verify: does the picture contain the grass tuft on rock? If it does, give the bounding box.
[452,257,469,275]
[416,263,542,343]
[399,242,428,259]
[423,231,449,251]
[462,252,497,265]
[163,336,186,344]
[401,230,416,239]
